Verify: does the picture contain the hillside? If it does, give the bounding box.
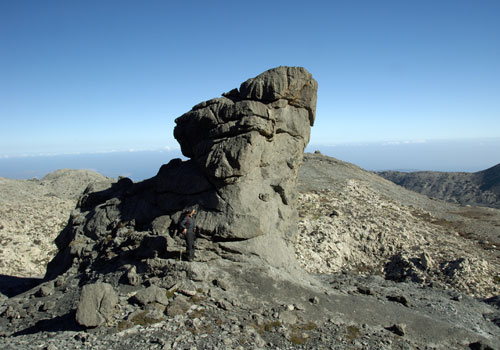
[0,169,113,277]
[378,162,500,209]
[0,155,499,349]
[298,153,500,296]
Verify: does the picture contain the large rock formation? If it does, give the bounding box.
[45,66,317,278]
[172,66,317,263]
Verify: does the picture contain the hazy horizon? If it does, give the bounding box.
[1,1,499,163]
[1,137,498,181]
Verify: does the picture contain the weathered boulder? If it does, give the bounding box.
[36,284,54,297]
[124,266,141,286]
[75,282,117,328]
[130,285,169,306]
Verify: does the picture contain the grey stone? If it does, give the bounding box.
[469,341,495,350]
[357,286,376,296]
[216,299,233,311]
[151,215,172,235]
[75,282,117,327]
[170,66,317,266]
[130,286,169,306]
[166,296,191,317]
[384,253,425,283]
[386,323,406,336]
[387,294,411,307]
[329,209,342,217]
[238,66,317,124]
[124,266,141,286]
[213,279,229,291]
[37,285,54,297]
[420,252,434,270]
[41,301,56,311]
[278,310,298,325]
[54,276,65,288]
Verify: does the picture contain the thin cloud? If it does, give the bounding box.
[0,146,181,159]
[381,140,427,146]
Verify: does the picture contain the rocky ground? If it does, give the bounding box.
[0,169,111,278]
[0,154,499,349]
[295,180,499,298]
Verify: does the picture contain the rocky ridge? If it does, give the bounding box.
[378,163,500,209]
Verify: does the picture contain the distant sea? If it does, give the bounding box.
[0,150,185,182]
[1,138,499,181]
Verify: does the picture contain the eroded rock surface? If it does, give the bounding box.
[173,66,317,263]
[45,66,317,279]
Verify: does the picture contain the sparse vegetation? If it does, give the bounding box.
[165,289,176,299]
[129,311,161,327]
[288,321,318,345]
[188,308,206,319]
[290,332,309,345]
[253,320,282,334]
[346,325,361,341]
[116,320,133,332]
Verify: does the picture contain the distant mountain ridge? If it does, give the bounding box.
[378,162,500,208]
[477,163,500,194]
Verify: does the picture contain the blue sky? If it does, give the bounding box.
[1,0,499,171]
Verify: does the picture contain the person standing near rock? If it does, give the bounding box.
[180,208,196,261]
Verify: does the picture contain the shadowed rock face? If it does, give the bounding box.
[45,66,317,278]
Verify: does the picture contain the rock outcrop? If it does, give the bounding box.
[45,66,317,279]
[173,66,317,264]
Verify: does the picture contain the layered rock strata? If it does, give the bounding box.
[46,66,317,278]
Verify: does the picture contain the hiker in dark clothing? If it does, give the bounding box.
[180,208,196,261]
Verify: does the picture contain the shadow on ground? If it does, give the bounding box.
[12,311,83,336]
[0,275,42,298]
